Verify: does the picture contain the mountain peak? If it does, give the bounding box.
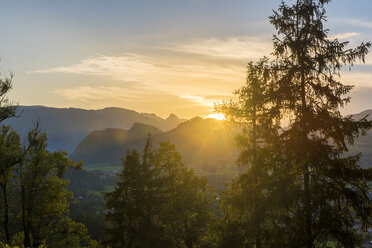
[129,122,162,137]
[166,113,179,121]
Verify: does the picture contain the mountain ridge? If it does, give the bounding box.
[71,110,372,173]
[3,105,186,153]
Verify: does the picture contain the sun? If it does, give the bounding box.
[205,113,226,121]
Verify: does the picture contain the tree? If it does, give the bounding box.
[0,63,98,248]
[0,126,100,248]
[0,71,18,243]
[217,0,372,247]
[13,129,83,247]
[104,138,213,248]
[0,126,21,243]
[216,58,284,247]
[270,0,372,247]
[104,149,155,248]
[0,72,16,123]
[151,142,213,248]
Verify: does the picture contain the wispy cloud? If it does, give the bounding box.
[327,32,360,39]
[31,36,273,116]
[32,54,157,82]
[32,52,245,98]
[169,36,272,59]
[54,86,147,101]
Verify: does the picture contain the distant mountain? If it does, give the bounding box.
[348,109,372,120]
[349,109,372,168]
[3,106,185,153]
[71,117,239,176]
[72,123,162,165]
[71,110,372,173]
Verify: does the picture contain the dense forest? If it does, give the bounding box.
[2,0,372,247]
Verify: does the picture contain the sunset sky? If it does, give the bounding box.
[1,0,372,118]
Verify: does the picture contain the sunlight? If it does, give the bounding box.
[206,113,226,121]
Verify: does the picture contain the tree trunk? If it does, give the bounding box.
[255,230,262,248]
[1,183,10,243]
[301,62,312,248]
[21,185,31,248]
[304,165,312,248]
[184,219,193,248]
[252,87,262,248]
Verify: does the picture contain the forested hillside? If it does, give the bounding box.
[72,117,238,174]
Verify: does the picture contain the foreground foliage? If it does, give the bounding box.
[0,72,98,248]
[0,126,99,248]
[104,138,213,248]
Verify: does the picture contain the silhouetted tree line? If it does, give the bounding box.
[1,0,372,247]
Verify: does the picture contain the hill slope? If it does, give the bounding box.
[72,123,162,165]
[348,109,372,168]
[71,118,239,175]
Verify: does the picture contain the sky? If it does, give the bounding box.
[1,0,372,118]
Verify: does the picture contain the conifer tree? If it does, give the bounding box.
[219,1,372,247]
[104,148,156,248]
[269,0,372,247]
[216,58,281,247]
[104,139,213,248]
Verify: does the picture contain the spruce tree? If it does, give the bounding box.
[218,1,372,247]
[269,0,372,247]
[104,139,213,248]
[217,58,281,247]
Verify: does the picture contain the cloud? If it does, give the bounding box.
[56,86,228,110]
[32,52,246,98]
[32,36,272,115]
[54,86,146,101]
[327,32,360,39]
[32,54,157,82]
[169,36,272,59]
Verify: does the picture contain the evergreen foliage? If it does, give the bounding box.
[218,0,372,247]
[104,137,213,248]
[216,58,282,247]
[270,0,372,247]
